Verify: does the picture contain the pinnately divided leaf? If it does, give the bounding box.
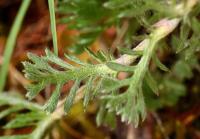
[23,48,116,115]
[23,17,179,127]
[22,0,199,128]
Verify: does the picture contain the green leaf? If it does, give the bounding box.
[191,17,200,34]
[0,135,30,139]
[45,49,74,69]
[144,71,159,95]
[171,35,185,53]
[184,37,200,60]
[23,50,116,112]
[64,54,86,66]
[102,77,130,92]
[106,62,136,72]
[92,78,103,98]
[0,94,42,110]
[83,77,94,108]
[27,53,55,72]
[172,22,190,53]
[96,104,105,127]
[152,54,169,72]
[104,87,146,127]
[44,83,62,113]
[96,104,116,128]
[180,23,190,42]
[96,50,108,62]
[0,106,23,119]
[104,0,133,9]
[26,81,48,100]
[173,60,193,80]
[118,47,143,56]
[4,112,45,129]
[23,62,46,81]
[64,80,81,114]
[85,48,104,63]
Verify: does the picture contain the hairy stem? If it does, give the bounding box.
[129,18,180,90]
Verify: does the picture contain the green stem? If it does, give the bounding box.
[0,0,31,92]
[129,18,180,91]
[48,0,58,55]
[130,38,157,89]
